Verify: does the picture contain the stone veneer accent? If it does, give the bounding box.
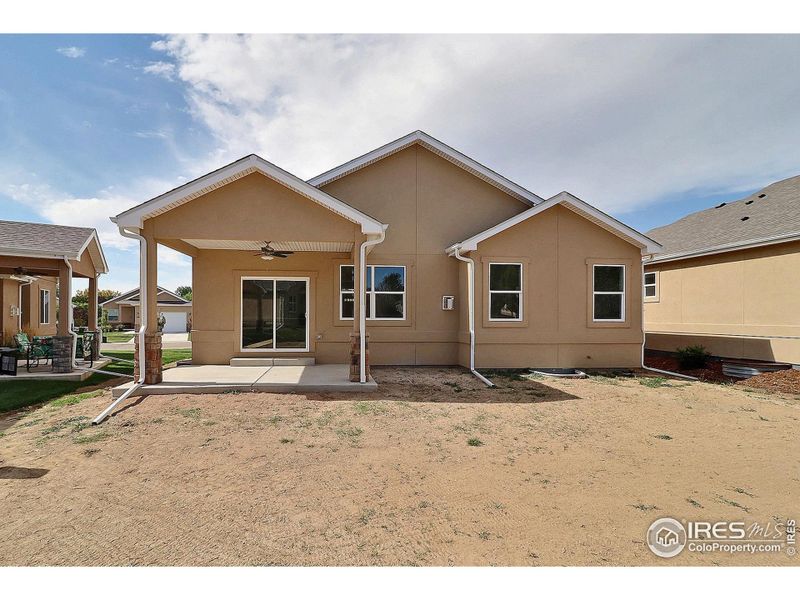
[90,330,102,361]
[134,333,163,384]
[349,332,370,382]
[52,335,74,373]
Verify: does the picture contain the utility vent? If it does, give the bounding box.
[741,216,750,221]
[758,193,767,198]
[745,200,754,205]
[715,202,727,208]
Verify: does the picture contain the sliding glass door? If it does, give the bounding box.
[241,277,308,351]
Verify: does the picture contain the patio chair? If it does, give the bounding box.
[14,333,54,372]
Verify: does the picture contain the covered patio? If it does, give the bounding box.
[0,221,109,376]
[97,154,387,418]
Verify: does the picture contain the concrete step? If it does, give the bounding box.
[229,357,316,367]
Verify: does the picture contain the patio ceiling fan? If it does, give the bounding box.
[254,241,294,260]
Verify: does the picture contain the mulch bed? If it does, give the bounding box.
[644,352,735,383]
[735,367,800,395]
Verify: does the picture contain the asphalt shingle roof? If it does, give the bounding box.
[0,220,96,257]
[647,175,800,258]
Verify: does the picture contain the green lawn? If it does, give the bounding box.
[0,349,192,414]
[104,332,135,343]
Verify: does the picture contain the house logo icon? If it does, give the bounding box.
[647,517,687,558]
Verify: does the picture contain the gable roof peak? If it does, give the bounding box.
[307,130,544,207]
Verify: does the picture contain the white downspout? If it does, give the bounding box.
[92,226,148,424]
[63,257,79,368]
[358,226,386,383]
[452,246,495,388]
[640,255,696,381]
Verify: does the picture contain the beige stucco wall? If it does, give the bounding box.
[1,276,57,342]
[644,240,800,364]
[465,204,644,368]
[146,143,646,368]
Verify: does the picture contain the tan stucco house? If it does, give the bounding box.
[111,131,660,384]
[644,175,800,365]
[0,220,108,371]
[101,286,192,333]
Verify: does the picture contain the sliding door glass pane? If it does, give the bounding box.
[276,280,307,348]
[242,280,274,349]
[594,294,623,320]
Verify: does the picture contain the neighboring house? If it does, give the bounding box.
[0,220,108,362]
[110,130,659,382]
[101,286,192,333]
[644,175,800,365]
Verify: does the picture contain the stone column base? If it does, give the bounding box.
[349,332,370,382]
[134,333,163,384]
[52,336,74,373]
[91,330,102,361]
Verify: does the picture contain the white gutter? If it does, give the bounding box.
[358,226,387,383]
[92,227,148,425]
[451,247,495,388]
[639,257,697,381]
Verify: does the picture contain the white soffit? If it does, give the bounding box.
[113,155,385,235]
[307,130,544,207]
[183,239,355,253]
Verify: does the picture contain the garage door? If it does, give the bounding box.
[161,312,186,333]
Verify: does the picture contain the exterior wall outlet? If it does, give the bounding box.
[442,296,455,311]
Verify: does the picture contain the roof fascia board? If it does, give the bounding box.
[307,131,544,206]
[77,230,110,274]
[646,231,800,264]
[447,191,662,255]
[114,155,385,234]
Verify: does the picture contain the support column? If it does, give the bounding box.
[88,275,101,359]
[133,227,163,383]
[53,261,73,373]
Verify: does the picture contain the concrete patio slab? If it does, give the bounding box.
[110,363,376,398]
[0,358,112,382]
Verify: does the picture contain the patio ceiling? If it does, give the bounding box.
[180,239,354,252]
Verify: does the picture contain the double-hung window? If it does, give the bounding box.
[593,265,625,322]
[644,272,657,299]
[39,289,50,325]
[488,263,523,321]
[340,265,406,320]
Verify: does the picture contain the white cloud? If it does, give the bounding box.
[56,46,86,58]
[152,34,800,214]
[143,61,176,80]
[134,129,169,139]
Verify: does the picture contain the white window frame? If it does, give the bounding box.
[39,289,50,325]
[644,271,657,300]
[240,276,310,352]
[488,262,523,322]
[592,264,626,322]
[340,264,406,321]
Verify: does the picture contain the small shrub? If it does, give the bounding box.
[467,437,483,447]
[676,345,710,369]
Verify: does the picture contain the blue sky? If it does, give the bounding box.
[2,34,798,293]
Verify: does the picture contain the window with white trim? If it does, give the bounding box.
[593,265,625,322]
[340,265,406,320]
[39,289,50,325]
[488,263,522,321]
[644,272,657,299]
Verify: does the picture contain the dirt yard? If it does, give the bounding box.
[1,367,798,566]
